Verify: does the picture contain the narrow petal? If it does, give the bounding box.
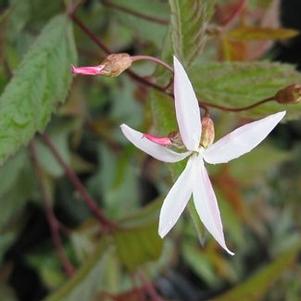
[143,133,172,146]
[192,156,234,255]
[71,65,105,75]
[204,111,286,164]
[173,56,201,151]
[120,124,191,163]
[159,159,193,237]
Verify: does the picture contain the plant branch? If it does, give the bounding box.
[70,14,172,93]
[201,96,275,112]
[138,272,164,301]
[70,14,111,54]
[131,55,173,73]
[101,0,169,25]
[70,12,276,114]
[29,142,75,277]
[40,133,117,232]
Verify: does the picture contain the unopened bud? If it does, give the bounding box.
[101,53,132,77]
[275,84,301,104]
[200,116,215,148]
[71,53,132,77]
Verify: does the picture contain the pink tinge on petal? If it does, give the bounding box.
[120,124,191,163]
[71,65,105,75]
[143,133,172,146]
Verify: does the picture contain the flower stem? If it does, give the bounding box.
[70,14,111,54]
[131,55,173,73]
[29,142,75,277]
[101,0,169,25]
[70,14,170,93]
[138,272,164,301]
[40,133,117,232]
[69,12,277,114]
[201,96,275,112]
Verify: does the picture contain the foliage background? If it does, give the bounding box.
[0,0,301,300]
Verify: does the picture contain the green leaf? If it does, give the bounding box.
[114,199,164,271]
[0,14,77,165]
[228,26,299,41]
[45,241,112,301]
[182,243,221,287]
[0,150,35,229]
[27,251,66,289]
[190,61,301,120]
[229,143,290,185]
[169,0,216,66]
[107,0,169,48]
[210,243,301,301]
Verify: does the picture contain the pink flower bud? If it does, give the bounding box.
[143,133,172,146]
[71,65,105,75]
[71,53,132,78]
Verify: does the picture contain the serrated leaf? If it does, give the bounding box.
[189,61,301,120]
[169,0,216,66]
[0,14,77,165]
[44,241,112,301]
[228,26,299,41]
[210,243,301,301]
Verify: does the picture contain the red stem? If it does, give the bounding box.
[201,96,274,112]
[70,12,277,114]
[138,273,164,301]
[131,55,174,73]
[40,134,117,232]
[70,14,172,93]
[29,142,75,277]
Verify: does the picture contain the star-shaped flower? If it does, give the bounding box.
[120,56,286,255]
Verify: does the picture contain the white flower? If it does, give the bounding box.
[120,56,286,255]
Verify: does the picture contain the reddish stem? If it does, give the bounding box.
[131,55,173,73]
[70,14,111,54]
[138,272,164,301]
[70,14,172,93]
[201,96,274,112]
[40,134,117,232]
[70,12,277,114]
[29,142,75,277]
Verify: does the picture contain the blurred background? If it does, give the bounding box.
[0,0,301,300]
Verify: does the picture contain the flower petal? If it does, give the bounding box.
[159,158,193,237]
[203,111,286,164]
[71,65,104,75]
[192,156,234,255]
[120,124,191,163]
[173,56,201,151]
